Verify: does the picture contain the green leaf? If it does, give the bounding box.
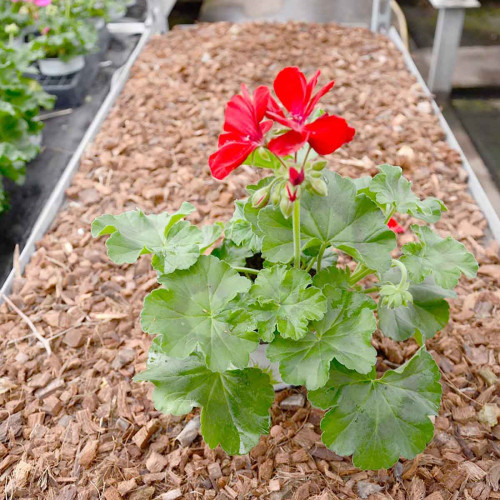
[135,343,274,455]
[141,255,258,372]
[92,203,221,274]
[258,171,396,272]
[379,268,455,341]
[401,225,478,289]
[267,285,376,390]
[309,348,442,470]
[225,199,262,253]
[369,164,446,223]
[211,239,253,268]
[249,266,327,341]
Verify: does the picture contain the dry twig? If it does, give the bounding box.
[0,293,52,356]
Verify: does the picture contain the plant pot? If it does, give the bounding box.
[249,344,289,391]
[38,56,85,77]
[90,17,106,30]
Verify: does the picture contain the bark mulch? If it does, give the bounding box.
[1,22,499,500]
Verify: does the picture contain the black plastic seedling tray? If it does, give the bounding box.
[29,54,100,109]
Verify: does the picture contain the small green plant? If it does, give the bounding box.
[31,14,97,61]
[93,67,478,470]
[0,42,54,213]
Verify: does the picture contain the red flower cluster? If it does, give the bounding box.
[209,67,355,180]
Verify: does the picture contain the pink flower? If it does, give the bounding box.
[34,0,52,6]
[41,26,50,35]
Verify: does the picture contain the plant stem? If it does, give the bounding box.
[349,264,372,286]
[316,243,326,272]
[233,266,259,275]
[362,286,379,294]
[301,145,311,170]
[292,200,301,268]
[384,205,396,225]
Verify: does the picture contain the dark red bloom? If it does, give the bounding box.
[388,218,405,234]
[209,84,273,180]
[289,167,305,186]
[266,67,355,156]
[286,184,298,202]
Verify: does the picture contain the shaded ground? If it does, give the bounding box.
[0,22,499,500]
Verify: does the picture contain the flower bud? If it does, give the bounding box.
[380,284,413,309]
[251,186,270,208]
[280,196,293,218]
[5,24,19,36]
[309,177,328,197]
[270,186,281,206]
[312,160,327,171]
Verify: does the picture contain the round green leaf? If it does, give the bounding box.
[309,348,442,470]
[141,255,258,372]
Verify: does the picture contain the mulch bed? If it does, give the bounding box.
[0,22,499,500]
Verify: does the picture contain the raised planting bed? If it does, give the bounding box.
[1,22,499,499]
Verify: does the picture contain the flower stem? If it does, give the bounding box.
[384,205,396,225]
[349,264,372,286]
[233,266,259,275]
[316,243,326,272]
[292,200,301,268]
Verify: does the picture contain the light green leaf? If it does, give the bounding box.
[211,239,253,267]
[258,171,396,272]
[141,255,258,372]
[379,268,455,341]
[135,343,274,455]
[267,285,376,390]
[250,266,327,341]
[92,203,220,274]
[369,164,446,223]
[401,225,478,289]
[225,199,262,253]
[200,222,224,251]
[309,348,442,470]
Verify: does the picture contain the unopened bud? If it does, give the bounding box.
[251,186,270,208]
[309,177,328,196]
[5,23,19,36]
[270,186,281,206]
[312,160,327,171]
[280,196,293,218]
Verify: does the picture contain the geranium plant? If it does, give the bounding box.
[0,42,54,213]
[93,67,478,470]
[31,9,97,61]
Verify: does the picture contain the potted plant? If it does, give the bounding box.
[0,42,54,213]
[93,67,478,470]
[31,9,97,76]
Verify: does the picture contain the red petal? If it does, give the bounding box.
[209,142,256,180]
[304,70,320,105]
[273,66,307,117]
[388,218,405,234]
[305,80,335,117]
[268,130,308,156]
[305,114,355,155]
[289,167,305,186]
[253,86,271,122]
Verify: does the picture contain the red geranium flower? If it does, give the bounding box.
[266,67,355,156]
[388,218,405,234]
[209,84,273,180]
